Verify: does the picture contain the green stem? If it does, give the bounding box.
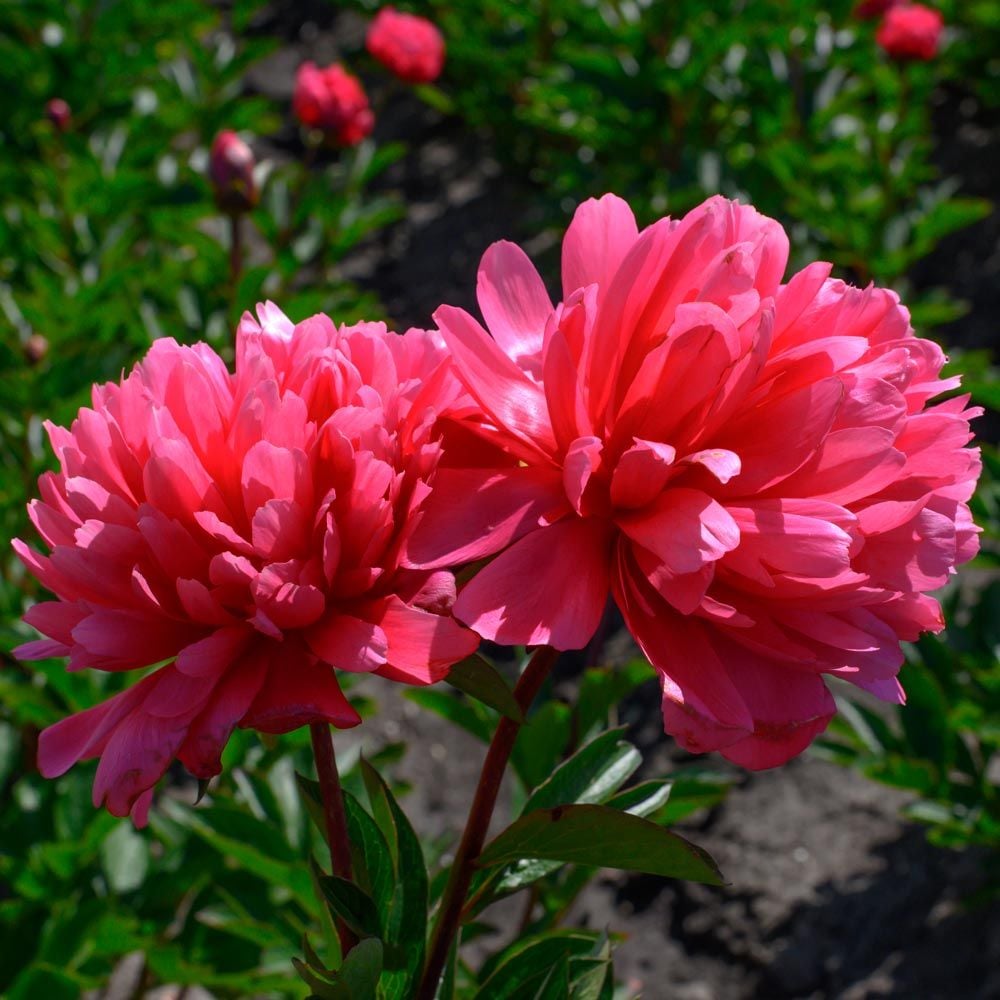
[417,646,559,1000]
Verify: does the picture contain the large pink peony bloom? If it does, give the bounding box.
[15,305,477,822]
[407,194,981,769]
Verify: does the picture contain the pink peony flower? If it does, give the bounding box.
[407,194,981,769]
[45,98,71,132]
[209,130,259,214]
[877,3,944,61]
[15,304,477,822]
[366,6,446,85]
[293,62,375,146]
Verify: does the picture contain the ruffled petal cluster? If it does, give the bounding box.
[876,3,943,61]
[408,194,981,768]
[292,62,375,145]
[16,305,477,820]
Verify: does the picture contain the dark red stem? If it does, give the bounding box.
[416,646,559,1000]
[309,721,357,955]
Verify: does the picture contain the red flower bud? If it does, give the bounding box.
[292,63,375,146]
[209,130,259,215]
[45,98,71,132]
[366,7,445,85]
[876,3,944,61]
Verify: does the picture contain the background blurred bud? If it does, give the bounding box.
[45,98,71,132]
[877,3,944,60]
[292,62,374,146]
[209,130,259,214]
[366,6,446,84]
[23,334,49,366]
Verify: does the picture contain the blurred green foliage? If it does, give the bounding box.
[371,0,998,327]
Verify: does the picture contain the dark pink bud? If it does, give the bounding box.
[877,4,944,61]
[23,334,49,366]
[46,98,71,132]
[292,63,375,146]
[209,130,259,214]
[366,7,445,84]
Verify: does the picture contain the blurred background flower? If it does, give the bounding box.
[292,61,375,145]
[366,6,446,84]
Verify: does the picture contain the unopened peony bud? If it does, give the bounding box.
[45,98,71,132]
[23,334,49,366]
[877,3,944,61]
[293,63,374,146]
[366,7,445,84]
[209,130,259,215]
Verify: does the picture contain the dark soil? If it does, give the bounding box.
[247,6,1000,998]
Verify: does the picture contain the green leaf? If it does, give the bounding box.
[447,654,523,723]
[899,660,952,770]
[534,959,570,999]
[162,800,316,909]
[479,804,723,886]
[0,721,19,789]
[339,937,384,998]
[655,770,734,825]
[575,660,655,739]
[6,965,81,1000]
[343,791,397,918]
[100,820,149,894]
[522,728,640,814]
[605,779,673,818]
[317,873,381,938]
[511,701,572,790]
[405,688,492,743]
[475,931,602,1000]
[359,760,428,998]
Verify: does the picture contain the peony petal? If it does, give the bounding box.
[242,657,361,734]
[610,439,677,510]
[405,466,568,569]
[617,488,739,576]
[178,652,269,778]
[477,240,553,365]
[563,436,603,514]
[434,304,557,458]
[370,595,479,684]
[561,193,639,300]
[306,613,389,673]
[454,517,612,649]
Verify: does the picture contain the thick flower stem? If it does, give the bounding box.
[309,721,357,955]
[417,645,559,1000]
